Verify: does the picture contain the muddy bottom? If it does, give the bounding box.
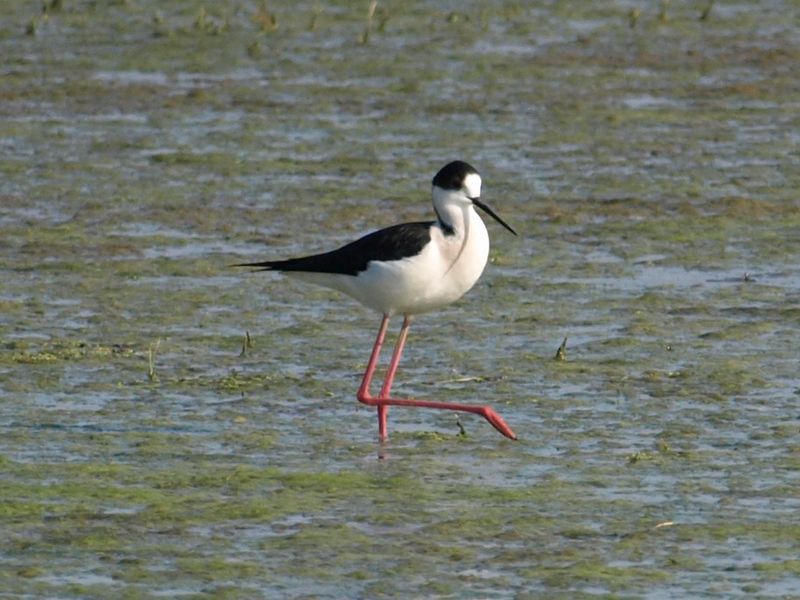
[1,1,799,598]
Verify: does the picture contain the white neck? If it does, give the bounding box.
[432,186,474,236]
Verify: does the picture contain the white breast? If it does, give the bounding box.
[341,207,489,316]
[287,204,491,316]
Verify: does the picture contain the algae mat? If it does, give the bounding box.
[1,1,799,598]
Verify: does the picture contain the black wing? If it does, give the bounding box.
[234,221,434,276]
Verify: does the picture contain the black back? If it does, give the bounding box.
[238,221,434,276]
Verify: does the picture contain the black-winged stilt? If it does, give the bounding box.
[236,161,517,441]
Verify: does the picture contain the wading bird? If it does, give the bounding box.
[236,160,517,441]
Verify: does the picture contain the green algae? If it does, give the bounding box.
[2,0,800,597]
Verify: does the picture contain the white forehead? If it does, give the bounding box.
[464,172,482,198]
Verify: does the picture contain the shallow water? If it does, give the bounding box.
[1,1,799,598]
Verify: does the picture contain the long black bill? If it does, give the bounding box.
[472,198,517,236]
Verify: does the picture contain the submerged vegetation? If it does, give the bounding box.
[1,0,798,597]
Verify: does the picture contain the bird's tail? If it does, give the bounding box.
[231,256,326,272]
[230,260,279,271]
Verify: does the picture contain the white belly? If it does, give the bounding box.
[292,212,490,316]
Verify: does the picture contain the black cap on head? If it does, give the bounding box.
[432,160,479,190]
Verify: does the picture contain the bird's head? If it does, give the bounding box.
[432,160,516,236]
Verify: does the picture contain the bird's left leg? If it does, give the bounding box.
[362,315,516,441]
[371,315,517,441]
[376,315,412,440]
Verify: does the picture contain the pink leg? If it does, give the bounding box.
[377,405,389,441]
[357,314,389,401]
[357,314,391,440]
[375,315,412,441]
[380,316,411,397]
[357,315,517,441]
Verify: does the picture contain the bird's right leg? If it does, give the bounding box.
[357,315,517,441]
[357,315,391,440]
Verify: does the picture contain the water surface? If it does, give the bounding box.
[1,1,799,597]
